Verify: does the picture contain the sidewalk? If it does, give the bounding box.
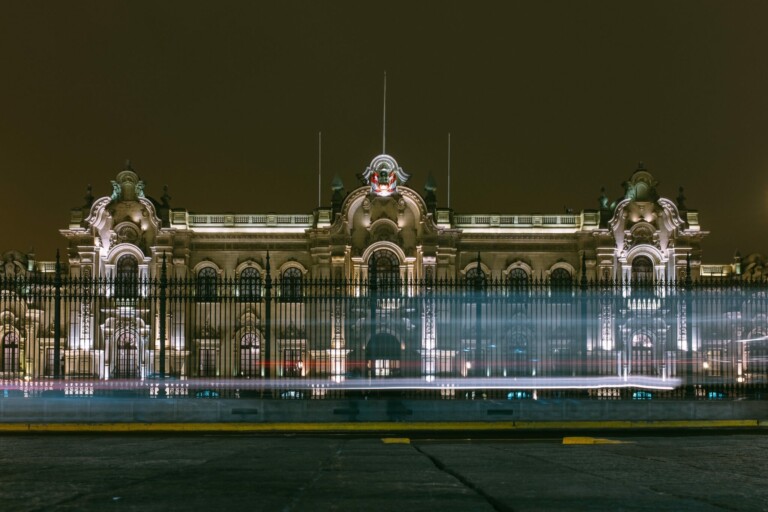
[1,397,766,433]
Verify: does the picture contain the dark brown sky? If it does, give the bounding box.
[1,1,767,262]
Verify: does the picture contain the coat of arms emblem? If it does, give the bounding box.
[361,154,411,197]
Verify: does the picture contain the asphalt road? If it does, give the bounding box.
[1,432,766,511]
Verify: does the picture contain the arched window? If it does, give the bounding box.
[115,254,138,299]
[632,256,654,283]
[197,267,218,301]
[507,268,528,287]
[507,267,529,302]
[239,267,261,301]
[466,267,487,287]
[2,332,19,373]
[281,267,303,302]
[368,249,400,296]
[550,268,572,287]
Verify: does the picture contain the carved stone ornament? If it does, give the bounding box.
[361,154,411,197]
[117,224,140,244]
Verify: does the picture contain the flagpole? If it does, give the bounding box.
[382,71,387,154]
[447,132,451,209]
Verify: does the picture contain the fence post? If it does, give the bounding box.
[159,253,167,382]
[685,253,694,397]
[580,253,588,380]
[369,254,377,337]
[53,250,62,380]
[264,251,272,380]
[474,253,483,378]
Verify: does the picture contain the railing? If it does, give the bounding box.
[701,264,733,277]
[177,213,314,228]
[0,275,766,400]
[454,214,581,228]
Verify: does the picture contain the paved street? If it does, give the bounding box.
[1,432,766,511]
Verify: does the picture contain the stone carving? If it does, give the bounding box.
[361,154,411,197]
[161,185,171,207]
[110,181,121,202]
[136,180,146,199]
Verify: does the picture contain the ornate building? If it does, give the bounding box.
[0,154,763,393]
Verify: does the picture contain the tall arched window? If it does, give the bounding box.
[632,256,654,283]
[197,267,218,301]
[550,268,572,287]
[507,267,529,301]
[239,267,261,301]
[281,267,303,302]
[466,267,487,287]
[2,332,19,373]
[368,249,400,296]
[115,254,138,299]
[507,268,528,287]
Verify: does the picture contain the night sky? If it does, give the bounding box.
[2,1,767,263]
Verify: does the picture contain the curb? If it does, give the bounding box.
[0,419,763,433]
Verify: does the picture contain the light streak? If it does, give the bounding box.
[0,376,683,393]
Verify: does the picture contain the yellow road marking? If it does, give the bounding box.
[381,437,411,444]
[562,437,633,445]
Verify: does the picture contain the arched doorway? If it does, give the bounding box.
[239,330,261,377]
[505,331,530,377]
[630,331,655,375]
[114,330,139,378]
[365,333,402,377]
[2,331,19,373]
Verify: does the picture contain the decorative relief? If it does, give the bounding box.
[361,154,411,197]
[117,225,140,244]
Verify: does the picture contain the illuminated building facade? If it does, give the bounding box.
[0,154,764,394]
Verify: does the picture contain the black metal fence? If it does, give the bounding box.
[0,268,766,400]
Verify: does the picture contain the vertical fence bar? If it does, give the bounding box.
[159,254,167,382]
[685,255,694,396]
[53,251,62,381]
[264,252,272,381]
[580,256,588,389]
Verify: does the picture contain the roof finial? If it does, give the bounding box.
[161,185,172,208]
[83,184,94,208]
[124,159,133,171]
[599,187,609,209]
